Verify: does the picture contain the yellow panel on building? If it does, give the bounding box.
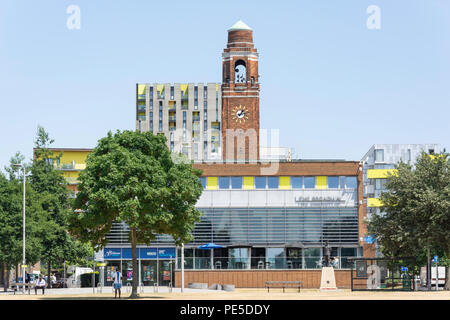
[368,198,384,207]
[58,151,90,167]
[316,176,327,189]
[279,176,290,190]
[206,177,218,190]
[138,84,146,95]
[367,169,398,179]
[243,176,254,190]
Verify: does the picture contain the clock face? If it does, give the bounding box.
[231,105,249,124]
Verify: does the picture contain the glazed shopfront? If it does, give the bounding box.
[102,247,176,287]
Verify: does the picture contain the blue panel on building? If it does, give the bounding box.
[122,248,133,259]
[104,248,121,260]
[140,248,157,259]
[158,248,175,259]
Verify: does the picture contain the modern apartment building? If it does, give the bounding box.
[136,83,222,161]
[361,144,440,220]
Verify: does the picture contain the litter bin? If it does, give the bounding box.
[414,279,420,291]
[401,275,411,290]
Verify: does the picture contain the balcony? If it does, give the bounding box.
[137,105,146,113]
[65,177,78,185]
[137,94,146,100]
[169,116,176,122]
[137,115,146,121]
[192,116,200,122]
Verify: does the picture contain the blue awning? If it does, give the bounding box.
[198,243,224,250]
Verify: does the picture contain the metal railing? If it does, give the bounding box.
[177,256,356,270]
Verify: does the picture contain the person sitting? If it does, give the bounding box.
[35,275,46,295]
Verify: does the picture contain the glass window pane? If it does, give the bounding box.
[255,176,266,189]
[267,176,279,189]
[304,176,315,188]
[339,176,346,188]
[231,176,243,189]
[218,176,230,189]
[345,176,357,189]
[291,176,303,189]
[199,177,206,189]
[375,149,384,162]
[327,176,339,188]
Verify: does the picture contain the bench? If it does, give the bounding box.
[265,281,302,293]
[11,282,35,295]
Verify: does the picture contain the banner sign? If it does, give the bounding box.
[140,248,157,259]
[104,247,176,260]
[158,248,176,259]
[104,248,121,260]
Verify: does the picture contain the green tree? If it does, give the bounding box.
[0,158,46,291]
[30,126,91,287]
[368,151,450,290]
[70,130,203,298]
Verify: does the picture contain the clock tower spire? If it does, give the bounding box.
[221,20,260,161]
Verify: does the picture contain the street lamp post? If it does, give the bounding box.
[13,164,26,294]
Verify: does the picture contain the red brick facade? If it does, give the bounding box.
[221,28,260,161]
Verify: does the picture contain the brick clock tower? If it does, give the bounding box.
[221,20,260,161]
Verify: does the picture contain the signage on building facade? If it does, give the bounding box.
[103,247,175,260]
[294,196,344,203]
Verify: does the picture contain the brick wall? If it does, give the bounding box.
[174,270,352,289]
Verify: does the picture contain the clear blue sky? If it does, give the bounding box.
[1,0,449,171]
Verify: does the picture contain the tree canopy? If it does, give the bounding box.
[368,151,450,289]
[70,130,204,297]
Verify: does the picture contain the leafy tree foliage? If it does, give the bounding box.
[368,151,450,289]
[70,130,204,298]
[30,126,92,286]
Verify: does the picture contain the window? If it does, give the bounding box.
[234,60,246,83]
[159,104,163,132]
[291,176,303,189]
[345,176,357,189]
[304,176,315,189]
[375,179,387,190]
[170,86,174,100]
[194,86,198,108]
[267,176,279,189]
[231,176,243,189]
[255,176,266,189]
[219,176,230,189]
[375,149,384,162]
[327,176,339,188]
[407,149,411,162]
[149,111,153,132]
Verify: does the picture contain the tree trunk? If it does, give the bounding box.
[48,261,52,289]
[0,263,4,287]
[427,243,431,290]
[4,267,10,292]
[130,227,139,299]
[445,266,450,291]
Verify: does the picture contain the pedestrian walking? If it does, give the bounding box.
[112,270,123,298]
[35,275,46,295]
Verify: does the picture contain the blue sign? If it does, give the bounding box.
[122,248,133,259]
[158,248,175,259]
[103,247,175,260]
[401,266,408,272]
[433,256,439,263]
[140,248,157,259]
[104,248,121,260]
[364,236,375,244]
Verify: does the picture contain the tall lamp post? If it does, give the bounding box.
[13,164,26,294]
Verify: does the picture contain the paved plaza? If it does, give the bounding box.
[0,286,448,300]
